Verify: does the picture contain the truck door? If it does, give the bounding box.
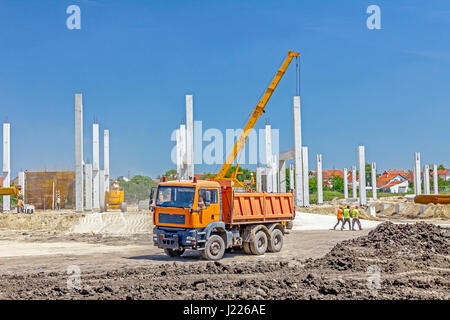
[198,188,220,224]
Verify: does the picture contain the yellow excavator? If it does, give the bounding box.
[0,185,22,197]
[214,50,300,190]
[104,181,127,212]
[0,185,34,213]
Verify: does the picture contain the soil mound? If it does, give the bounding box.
[309,222,450,272]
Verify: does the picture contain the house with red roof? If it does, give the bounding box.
[431,169,450,181]
[379,180,409,193]
[377,170,409,193]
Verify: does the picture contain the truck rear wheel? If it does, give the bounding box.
[202,235,225,260]
[268,229,283,253]
[164,248,185,257]
[243,242,252,255]
[250,231,268,255]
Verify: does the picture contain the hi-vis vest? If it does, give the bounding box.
[337,209,343,219]
[352,209,360,219]
[343,209,350,219]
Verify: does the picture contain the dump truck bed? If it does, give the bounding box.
[218,180,295,224]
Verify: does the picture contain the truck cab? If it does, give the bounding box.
[152,179,232,260]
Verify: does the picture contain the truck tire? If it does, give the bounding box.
[268,229,283,253]
[164,248,185,257]
[286,220,294,230]
[202,235,225,260]
[250,231,268,255]
[243,242,252,255]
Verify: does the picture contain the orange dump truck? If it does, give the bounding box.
[151,178,295,260]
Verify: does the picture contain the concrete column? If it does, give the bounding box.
[423,164,430,195]
[176,128,181,179]
[302,146,309,207]
[358,146,367,206]
[92,123,100,209]
[352,166,357,199]
[265,124,273,193]
[316,154,323,204]
[272,154,278,193]
[85,163,92,211]
[413,165,417,194]
[2,123,10,211]
[185,95,194,180]
[74,94,84,213]
[256,167,262,192]
[99,170,105,211]
[279,160,286,193]
[289,163,295,191]
[293,96,304,206]
[18,171,25,204]
[433,164,438,195]
[371,162,377,201]
[104,130,110,191]
[179,124,187,180]
[343,168,349,199]
[414,152,421,195]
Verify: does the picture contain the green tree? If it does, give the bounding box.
[159,169,178,181]
[224,166,252,182]
[118,175,157,203]
[330,175,344,192]
[438,164,445,170]
[309,176,317,193]
[365,163,372,186]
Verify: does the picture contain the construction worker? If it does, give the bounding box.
[198,196,205,209]
[351,205,362,230]
[17,198,24,213]
[56,196,61,210]
[341,205,352,230]
[333,205,344,230]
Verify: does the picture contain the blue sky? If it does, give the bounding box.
[0,0,449,178]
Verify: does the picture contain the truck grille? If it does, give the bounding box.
[158,213,185,225]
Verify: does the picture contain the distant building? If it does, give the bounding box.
[379,180,409,193]
[377,171,408,188]
[431,169,450,182]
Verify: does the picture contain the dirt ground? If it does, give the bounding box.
[0,206,448,300]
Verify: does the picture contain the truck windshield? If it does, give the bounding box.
[156,186,195,208]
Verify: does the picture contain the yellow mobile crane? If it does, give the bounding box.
[214,50,300,188]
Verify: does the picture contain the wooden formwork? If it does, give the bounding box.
[25,171,75,210]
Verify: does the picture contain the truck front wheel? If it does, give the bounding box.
[268,229,283,252]
[164,248,185,257]
[250,231,268,255]
[202,235,225,260]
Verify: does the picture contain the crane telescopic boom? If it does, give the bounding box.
[215,50,300,187]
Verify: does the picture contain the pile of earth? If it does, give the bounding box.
[308,222,450,273]
[1,222,448,300]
